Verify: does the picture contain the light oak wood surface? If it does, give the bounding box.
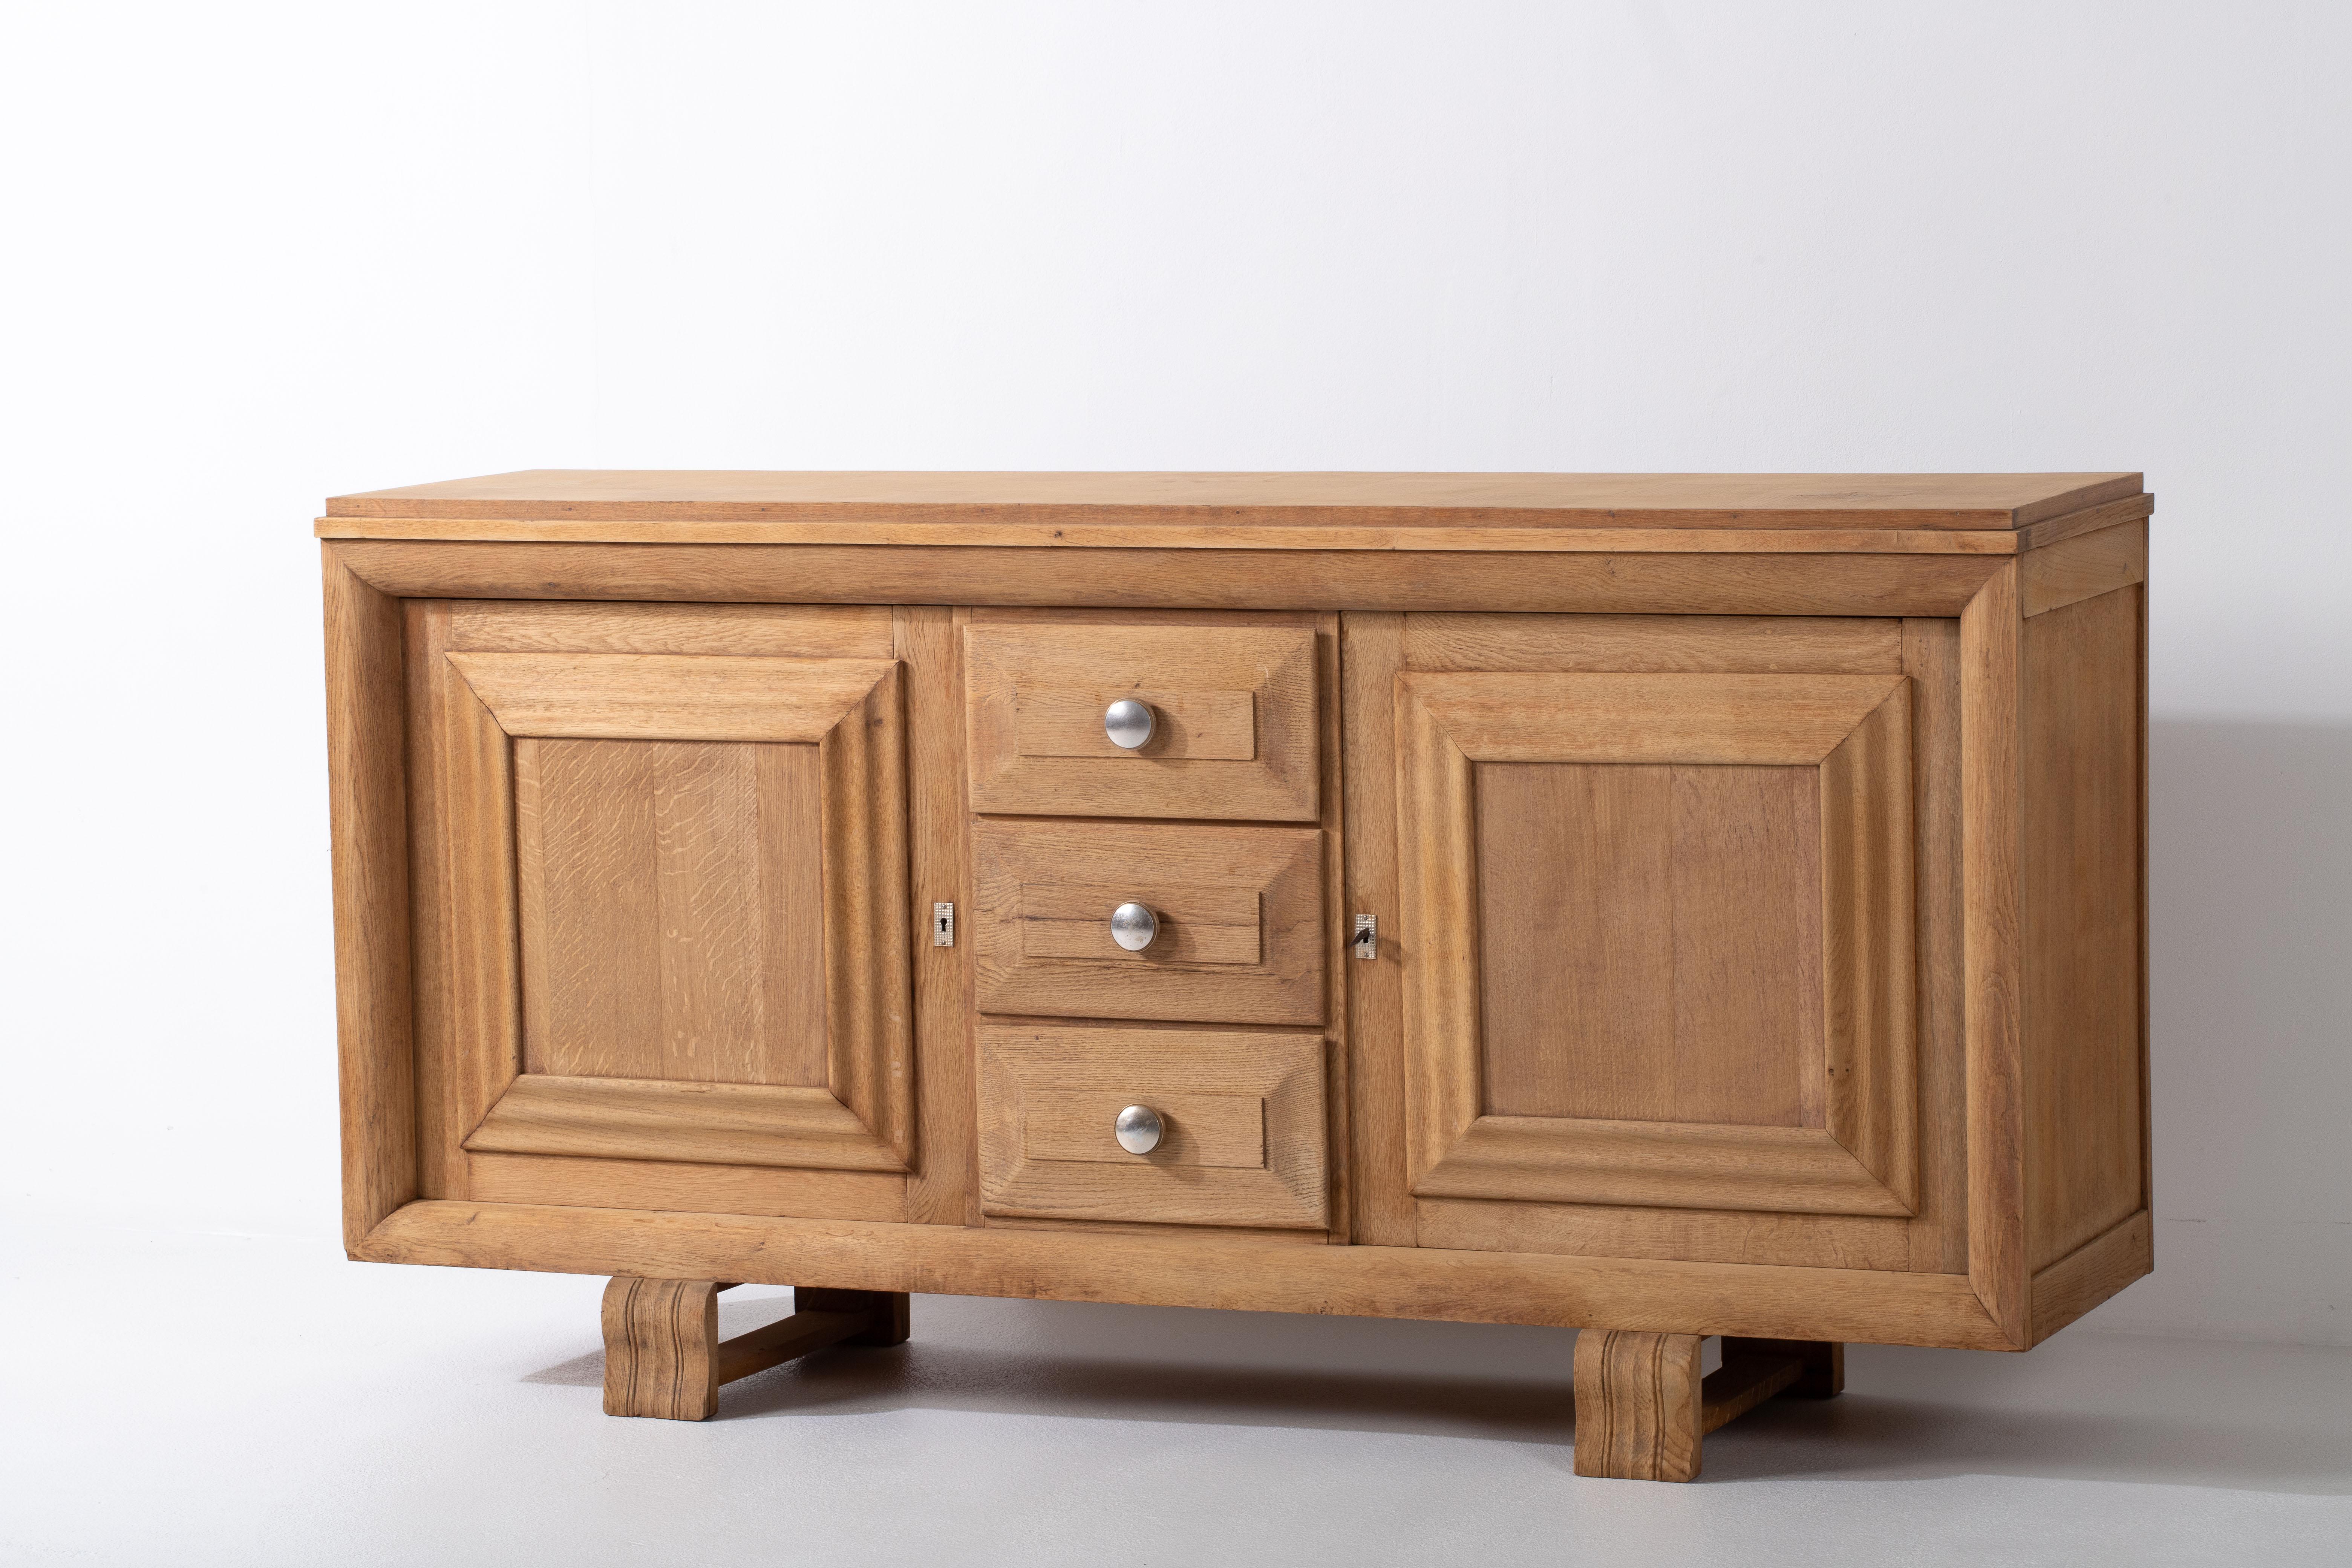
[322,472,2154,1436]
[358,1199,2021,1348]
[977,1025,1328,1229]
[1960,560,2030,1346]
[326,469,2142,530]
[896,606,979,1226]
[972,819,1325,1025]
[1573,1331,1845,1481]
[2020,521,2146,618]
[966,620,1319,821]
[323,552,415,1245]
[1393,663,1917,1217]
[601,1278,909,1421]
[334,540,2010,617]
[2023,586,2146,1275]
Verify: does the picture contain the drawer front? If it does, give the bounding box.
[979,1025,1328,1228]
[974,819,1325,1024]
[966,622,1320,820]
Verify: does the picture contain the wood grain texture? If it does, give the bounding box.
[1415,1119,1916,1216]
[978,1025,1328,1229]
[429,621,914,1180]
[323,550,416,1244]
[2022,587,2145,1272]
[449,600,893,656]
[1573,1331,1704,1481]
[818,660,917,1168]
[1396,669,1907,764]
[1902,618,1972,1276]
[467,1153,906,1221]
[1475,761,1821,1127]
[358,1199,2020,1348]
[1338,614,1413,1246]
[447,651,899,742]
[467,1075,911,1171]
[600,1278,909,1420]
[602,1277,720,1419]
[966,620,1318,821]
[323,519,2070,554]
[972,819,1325,1025]
[2010,493,2156,552]
[2020,522,2146,618]
[2028,1210,2152,1344]
[326,469,2143,529]
[439,644,524,1162]
[515,737,825,1087]
[709,1308,876,1384]
[1395,668,1917,1217]
[1960,562,2030,1346]
[1818,685,1920,1211]
[1014,689,1254,760]
[335,541,2007,618]
[1414,1199,1919,1272]
[1404,614,1903,674]
[897,606,977,1226]
[403,601,458,1200]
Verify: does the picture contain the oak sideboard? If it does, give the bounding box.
[320,470,2152,1481]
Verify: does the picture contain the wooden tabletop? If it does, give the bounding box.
[319,471,2149,554]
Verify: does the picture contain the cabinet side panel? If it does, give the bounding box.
[2022,586,2147,1272]
[325,550,417,1244]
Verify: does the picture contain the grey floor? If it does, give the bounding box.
[4,1220,2345,1566]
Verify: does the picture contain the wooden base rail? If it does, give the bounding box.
[601,1278,911,1421]
[1573,1331,1843,1482]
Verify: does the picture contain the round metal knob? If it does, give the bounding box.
[1114,1104,1164,1155]
[1110,902,1159,952]
[1104,698,1155,750]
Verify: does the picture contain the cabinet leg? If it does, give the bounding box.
[600,1278,912,1421]
[1573,1331,1704,1481]
[1573,1330,1844,1481]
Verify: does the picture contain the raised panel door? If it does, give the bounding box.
[1345,614,1967,1273]
[406,602,928,1220]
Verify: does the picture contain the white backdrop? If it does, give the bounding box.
[3,2,2343,1344]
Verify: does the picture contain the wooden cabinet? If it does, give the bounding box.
[322,471,2152,1480]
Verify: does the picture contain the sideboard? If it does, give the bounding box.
[320,471,2151,1480]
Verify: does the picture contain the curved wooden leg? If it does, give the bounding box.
[1573,1330,1704,1481]
[600,1278,913,1420]
[1573,1330,1845,1481]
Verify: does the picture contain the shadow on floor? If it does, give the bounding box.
[526,1326,2351,1495]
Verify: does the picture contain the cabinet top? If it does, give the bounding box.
[319,470,2148,554]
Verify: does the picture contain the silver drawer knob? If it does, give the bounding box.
[1110,902,1159,951]
[1114,1104,1164,1155]
[1104,698,1155,750]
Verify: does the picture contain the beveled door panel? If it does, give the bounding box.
[438,647,916,1174]
[1395,668,1917,1218]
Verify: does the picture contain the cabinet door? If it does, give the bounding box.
[409,602,926,1219]
[1347,614,1963,1271]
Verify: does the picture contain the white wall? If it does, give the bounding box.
[4,2,2343,1344]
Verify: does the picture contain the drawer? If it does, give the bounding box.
[965,620,1320,820]
[973,819,1325,1024]
[978,1024,1329,1229]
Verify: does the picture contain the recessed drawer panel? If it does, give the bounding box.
[974,819,1325,1025]
[966,622,1320,820]
[978,1025,1329,1229]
